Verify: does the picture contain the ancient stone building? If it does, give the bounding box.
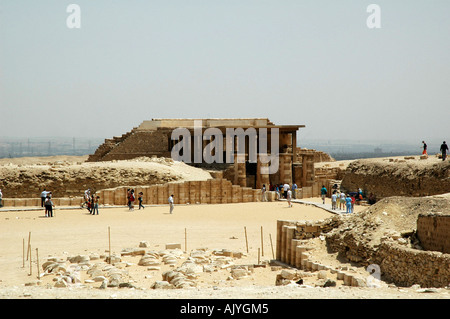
[88,118,310,189]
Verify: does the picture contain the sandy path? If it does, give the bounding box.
[0,201,333,286]
[1,200,448,300]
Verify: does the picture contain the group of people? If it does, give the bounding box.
[262,182,297,207]
[126,189,145,211]
[323,184,365,214]
[422,140,448,160]
[82,188,100,215]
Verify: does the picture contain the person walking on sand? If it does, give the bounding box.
[422,141,428,157]
[287,189,292,207]
[82,188,90,210]
[168,194,174,214]
[138,192,145,209]
[321,185,327,204]
[0,188,3,208]
[44,195,55,217]
[283,183,290,199]
[441,141,448,161]
[91,196,99,215]
[129,189,135,211]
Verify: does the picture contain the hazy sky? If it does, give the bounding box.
[1,1,449,143]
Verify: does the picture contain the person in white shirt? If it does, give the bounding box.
[283,183,290,199]
[331,191,337,210]
[0,188,3,208]
[40,189,49,207]
[287,189,292,207]
[168,194,174,214]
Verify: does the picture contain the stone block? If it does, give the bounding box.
[165,243,182,250]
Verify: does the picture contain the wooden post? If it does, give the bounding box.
[185,228,187,252]
[269,233,275,259]
[260,226,264,257]
[26,232,31,261]
[244,226,249,253]
[28,243,32,276]
[258,248,260,264]
[22,238,25,268]
[36,248,40,279]
[108,226,111,264]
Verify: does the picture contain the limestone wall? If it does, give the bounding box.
[377,242,450,288]
[416,213,450,254]
[1,178,261,208]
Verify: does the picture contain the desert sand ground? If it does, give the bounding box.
[1,199,449,300]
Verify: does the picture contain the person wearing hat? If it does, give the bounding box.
[440,141,449,161]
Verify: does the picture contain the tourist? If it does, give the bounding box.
[331,191,337,210]
[321,185,327,204]
[126,189,131,209]
[89,192,95,214]
[345,194,352,214]
[351,194,356,212]
[40,189,49,207]
[88,192,95,214]
[275,185,280,199]
[339,191,346,210]
[90,196,99,215]
[261,184,267,202]
[0,188,3,208]
[440,141,448,161]
[138,192,145,209]
[44,195,55,217]
[129,189,135,211]
[292,183,297,199]
[422,141,428,157]
[168,194,174,214]
[287,189,292,207]
[82,188,90,210]
[283,183,290,199]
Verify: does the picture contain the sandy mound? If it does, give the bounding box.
[0,156,212,198]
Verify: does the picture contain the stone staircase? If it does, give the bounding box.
[87,127,138,162]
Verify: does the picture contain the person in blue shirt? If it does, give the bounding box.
[320,185,327,204]
[345,194,353,214]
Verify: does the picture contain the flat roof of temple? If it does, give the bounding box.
[137,118,305,131]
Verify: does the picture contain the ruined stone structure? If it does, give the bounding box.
[88,119,306,190]
[417,212,450,254]
[277,215,450,288]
